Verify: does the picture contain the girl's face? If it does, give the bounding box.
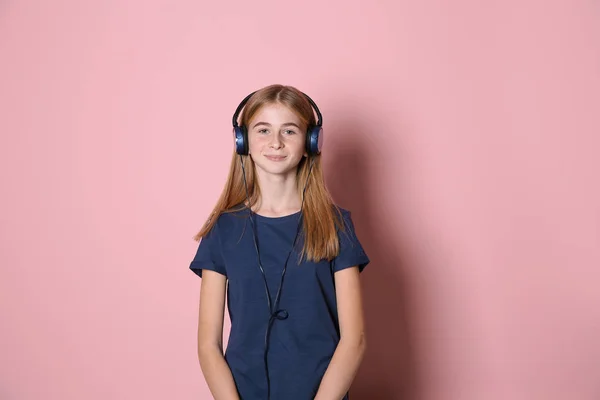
[247,103,307,177]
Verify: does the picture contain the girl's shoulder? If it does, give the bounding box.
[332,204,351,216]
[331,204,354,226]
[210,205,247,226]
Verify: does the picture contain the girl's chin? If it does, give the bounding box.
[254,163,299,177]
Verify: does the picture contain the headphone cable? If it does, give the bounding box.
[240,155,315,399]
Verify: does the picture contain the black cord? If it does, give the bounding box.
[239,155,315,399]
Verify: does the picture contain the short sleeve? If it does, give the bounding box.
[189,223,227,278]
[332,210,370,273]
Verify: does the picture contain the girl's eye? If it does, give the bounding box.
[258,129,269,134]
[284,129,296,135]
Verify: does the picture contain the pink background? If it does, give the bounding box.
[1,1,599,399]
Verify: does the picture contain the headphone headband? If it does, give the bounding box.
[232,91,323,128]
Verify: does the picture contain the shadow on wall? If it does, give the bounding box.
[325,114,420,400]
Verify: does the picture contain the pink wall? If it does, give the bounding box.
[1,1,599,399]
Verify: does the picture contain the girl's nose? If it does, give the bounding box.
[270,134,283,149]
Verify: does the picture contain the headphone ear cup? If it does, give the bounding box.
[306,126,323,156]
[234,126,249,155]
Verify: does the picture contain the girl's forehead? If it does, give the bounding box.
[250,103,301,123]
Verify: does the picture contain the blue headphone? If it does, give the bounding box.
[232,90,324,156]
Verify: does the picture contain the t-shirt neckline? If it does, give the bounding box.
[252,209,302,224]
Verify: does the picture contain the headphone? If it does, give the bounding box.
[232,90,324,156]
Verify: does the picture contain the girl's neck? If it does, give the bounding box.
[252,169,302,217]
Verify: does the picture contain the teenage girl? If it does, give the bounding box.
[190,84,370,400]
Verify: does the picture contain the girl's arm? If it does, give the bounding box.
[197,270,240,400]
[314,266,367,400]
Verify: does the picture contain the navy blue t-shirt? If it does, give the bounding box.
[189,206,369,400]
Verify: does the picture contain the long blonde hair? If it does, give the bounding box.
[194,84,344,262]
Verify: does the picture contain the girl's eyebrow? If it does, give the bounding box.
[251,122,301,129]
